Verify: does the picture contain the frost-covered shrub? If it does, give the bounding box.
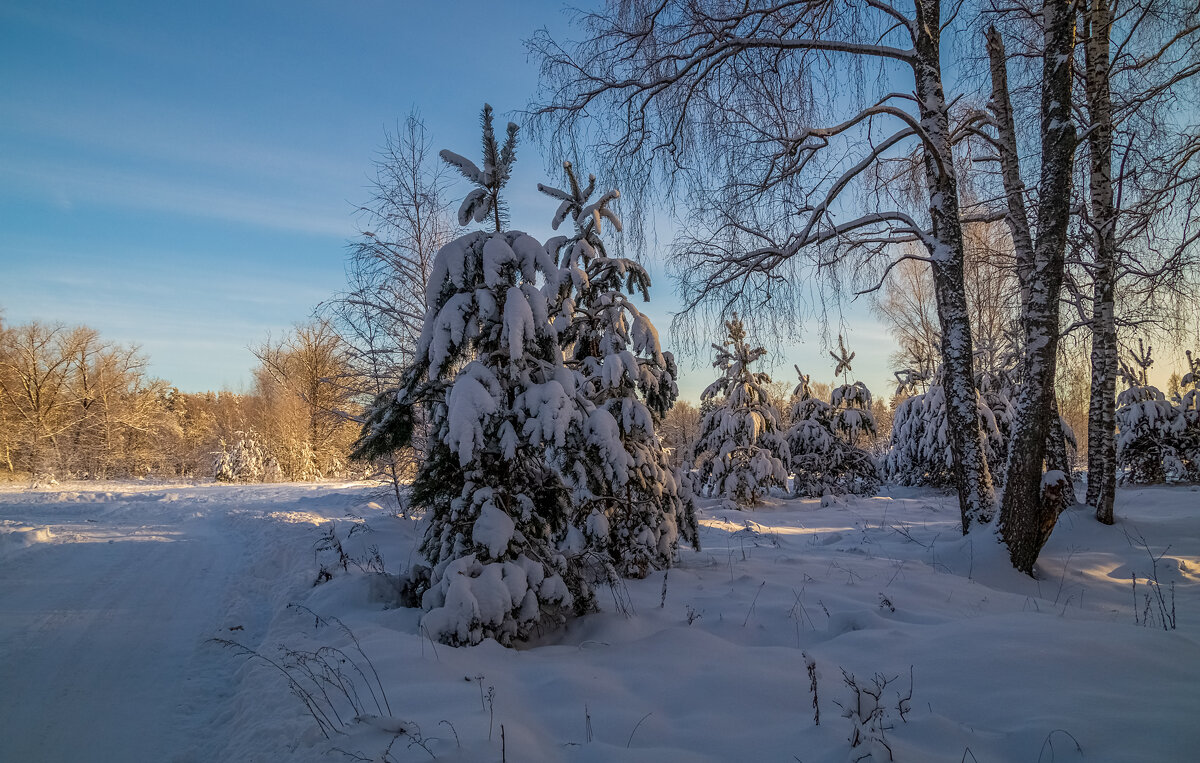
[540,161,698,578]
[692,316,787,507]
[213,432,274,482]
[785,368,879,497]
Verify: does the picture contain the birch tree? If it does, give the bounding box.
[533,0,997,531]
[326,113,458,504]
[1074,0,1200,525]
[982,1,1079,573]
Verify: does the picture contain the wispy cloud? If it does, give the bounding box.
[1,157,354,238]
[0,99,365,190]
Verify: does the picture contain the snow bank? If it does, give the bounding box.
[0,521,53,558]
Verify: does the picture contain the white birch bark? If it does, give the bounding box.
[986,28,1077,506]
[1082,0,1119,525]
[997,0,1078,574]
[914,0,996,530]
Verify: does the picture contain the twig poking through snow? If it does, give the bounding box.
[1037,728,1083,762]
[744,580,766,626]
[627,712,653,748]
[803,652,820,726]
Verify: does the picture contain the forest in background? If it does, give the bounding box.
[0,316,360,483]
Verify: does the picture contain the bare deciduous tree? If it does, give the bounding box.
[324,112,459,506]
[532,0,998,531]
[1077,0,1200,525]
[873,220,1019,380]
[0,322,87,476]
[659,399,702,469]
[252,319,359,480]
[0,321,174,480]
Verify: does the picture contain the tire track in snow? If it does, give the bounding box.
[0,502,252,762]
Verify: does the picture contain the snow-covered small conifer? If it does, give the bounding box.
[784,369,837,496]
[786,339,880,497]
[213,432,273,483]
[355,107,592,646]
[539,161,698,577]
[1176,350,1200,479]
[1115,340,1186,484]
[692,316,787,507]
[884,370,1002,488]
[828,337,876,447]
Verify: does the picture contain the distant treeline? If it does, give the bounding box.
[0,317,362,483]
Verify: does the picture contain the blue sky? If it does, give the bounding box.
[0,0,898,400]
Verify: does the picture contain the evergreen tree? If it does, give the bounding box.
[1115,340,1186,484]
[975,365,1017,473]
[828,336,877,448]
[692,316,787,507]
[885,369,1004,488]
[786,338,880,497]
[784,369,837,496]
[1177,351,1200,480]
[539,161,698,577]
[354,106,591,646]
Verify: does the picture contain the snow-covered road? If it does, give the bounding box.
[0,483,374,762]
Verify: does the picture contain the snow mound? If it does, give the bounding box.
[0,521,54,558]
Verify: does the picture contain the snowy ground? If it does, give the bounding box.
[1,481,1198,762]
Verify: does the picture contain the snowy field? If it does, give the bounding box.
[1,481,1198,762]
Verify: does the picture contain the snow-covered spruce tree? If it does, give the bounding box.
[1115,341,1186,484]
[1177,351,1200,480]
[539,161,698,577]
[885,370,1003,489]
[785,362,879,498]
[973,353,1076,490]
[213,431,276,483]
[784,370,838,496]
[353,106,592,646]
[828,337,877,449]
[785,338,878,497]
[692,316,787,508]
[974,360,1017,474]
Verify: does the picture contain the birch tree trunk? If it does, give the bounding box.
[531,0,1001,533]
[915,0,995,531]
[987,27,1078,506]
[1082,0,1119,525]
[998,0,1078,574]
